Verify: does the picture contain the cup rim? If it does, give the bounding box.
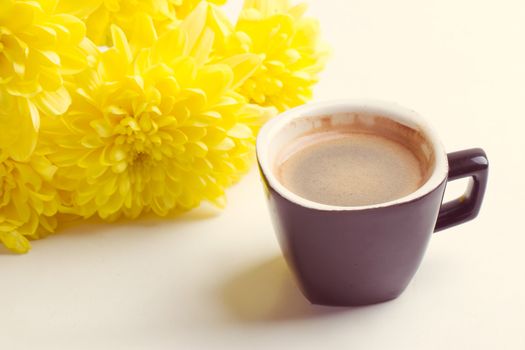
[256,99,448,211]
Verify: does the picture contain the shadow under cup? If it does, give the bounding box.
[256,100,488,306]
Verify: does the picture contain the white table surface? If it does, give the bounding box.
[2,0,524,349]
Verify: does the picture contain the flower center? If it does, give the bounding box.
[112,108,162,170]
[130,151,149,166]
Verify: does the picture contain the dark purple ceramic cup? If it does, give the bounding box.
[256,100,488,306]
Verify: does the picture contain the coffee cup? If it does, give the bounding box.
[255,100,488,306]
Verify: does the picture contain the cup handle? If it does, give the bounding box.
[434,148,489,232]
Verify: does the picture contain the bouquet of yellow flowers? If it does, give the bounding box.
[0,0,328,253]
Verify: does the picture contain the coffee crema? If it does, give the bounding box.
[275,116,434,207]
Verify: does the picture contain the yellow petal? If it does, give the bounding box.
[30,155,58,181]
[85,5,110,45]
[171,129,189,144]
[207,4,234,42]
[56,0,104,17]
[174,88,207,112]
[219,54,261,90]
[53,14,86,43]
[110,25,133,64]
[26,25,57,48]
[34,86,71,115]
[213,137,235,151]
[288,3,308,18]
[59,46,88,74]
[153,28,186,64]
[180,1,208,55]
[6,79,41,97]
[195,64,233,103]
[170,56,196,86]
[130,12,158,48]
[191,27,214,65]
[2,2,35,33]
[100,48,128,80]
[39,66,63,90]
[186,141,208,157]
[0,99,38,161]
[0,231,31,254]
[227,124,253,139]
[179,126,206,140]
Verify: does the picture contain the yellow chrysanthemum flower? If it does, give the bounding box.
[57,0,225,46]
[0,0,88,160]
[0,150,59,253]
[223,0,329,112]
[42,5,273,220]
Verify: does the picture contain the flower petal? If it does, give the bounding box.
[195,64,233,103]
[227,123,253,139]
[219,54,261,90]
[34,86,71,115]
[0,231,31,254]
[180,1,208,55]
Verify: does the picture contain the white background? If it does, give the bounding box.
[1,0,524,349]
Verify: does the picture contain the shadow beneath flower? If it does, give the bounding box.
[0,247,19,255]
[220,256,350,323]
[1,200,221,254]
[111,203,222,227]
[48,203,221,240]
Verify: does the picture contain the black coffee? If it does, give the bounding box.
[277,128,427,206]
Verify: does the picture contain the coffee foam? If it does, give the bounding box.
[275,114,435,207]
